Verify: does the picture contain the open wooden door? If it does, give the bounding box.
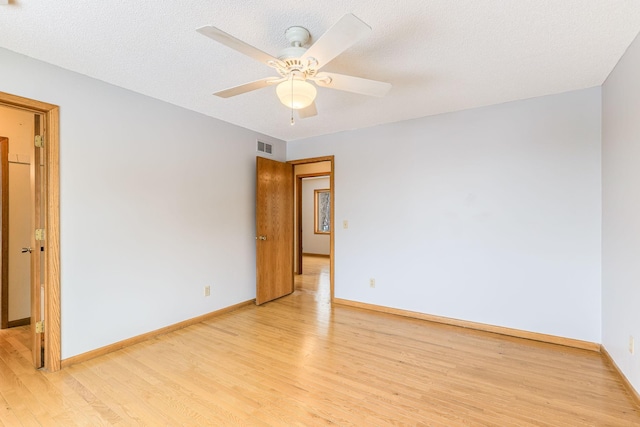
[256,157,293,305]
[30,114,43,368]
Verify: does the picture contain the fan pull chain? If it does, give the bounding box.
[290,77,295,126]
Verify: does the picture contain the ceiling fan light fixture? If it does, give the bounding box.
[199,13,391,120]
[276,80,317,109]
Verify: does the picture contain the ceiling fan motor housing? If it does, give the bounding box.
[277,26,318,80]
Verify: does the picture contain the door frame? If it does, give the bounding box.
[289,156,334,301]
[0,91,61,372]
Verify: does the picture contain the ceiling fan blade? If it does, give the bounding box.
[314,72,391,97]
[298,102,318,119]
[301,14,371,69]
[214,77,281,98]
[197,26,282,67]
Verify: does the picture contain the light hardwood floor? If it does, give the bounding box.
[1,256,639,425]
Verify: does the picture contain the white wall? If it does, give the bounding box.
[602,31,640,394]
[302,177,330,255]
[0,47,285,358]
[288,88,602,343]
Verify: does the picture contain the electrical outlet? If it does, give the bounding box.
[369,278,375,288]
[630,336,635,355]
[204,285,211,297]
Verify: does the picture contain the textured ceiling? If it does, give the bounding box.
[2,1,640,142]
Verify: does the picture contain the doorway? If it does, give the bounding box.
[0,91,61,371]
[295,174,330,270]
[0,107,34,329]
[255,156,334,305]
[290,157,333,301]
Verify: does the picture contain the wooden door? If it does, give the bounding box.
[256,157,293,305]
[30,114,43,368]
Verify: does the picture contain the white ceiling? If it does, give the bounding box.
[2,1,640,142]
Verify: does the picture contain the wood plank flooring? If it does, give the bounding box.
[1,255,639,425]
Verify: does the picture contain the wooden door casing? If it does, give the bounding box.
[30,114,43,368]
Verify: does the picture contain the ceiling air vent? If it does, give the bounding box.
[257,140,273,155]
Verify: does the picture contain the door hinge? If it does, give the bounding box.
[35,135,44,148]
[35,228,45,241]
[35,320,45,333]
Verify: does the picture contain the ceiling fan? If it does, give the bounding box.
[196,13,392,122]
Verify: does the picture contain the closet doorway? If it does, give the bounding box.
[0,91,60,371]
